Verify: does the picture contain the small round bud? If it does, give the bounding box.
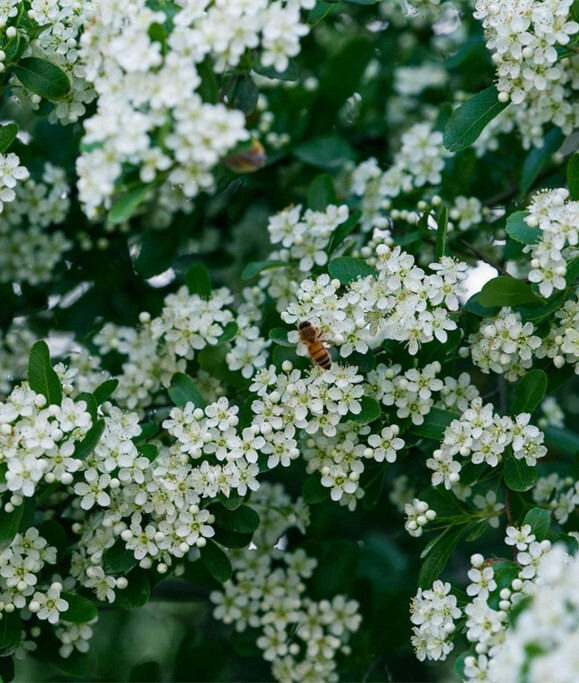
[116,577,128,590]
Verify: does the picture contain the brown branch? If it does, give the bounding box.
[459,239,510,276]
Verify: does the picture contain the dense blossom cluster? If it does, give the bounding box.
[0,163,71,285]
[524,188,579,298]
[427,398,547,488]
[533,473,579,524]
[283,246,467,357]
[210,484,361,682]
[474,0,579,147]
[0,152,29,212]
[469,307,542,381]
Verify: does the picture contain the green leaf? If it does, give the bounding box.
[269,327,293,347]
[185,262,212,298]
[302,473,330,504]
[73,419,105,460]
[418,525,466,588]
[213,528,253,549]
[307,173,337,211]
[294,134,354,171]
[104,540,138,574]
[137,443,158,462]
[0,123,18,154]
[196,59,218,103]
[443,86,509,152]
[465,520,488,542]
[505,211,540,245]
[410,408,456,441]
[61,593,98,623]
[523,508,550,541]
[168,372,208,410]
[135,228,179,278]
[130,661,162,683]
[28,341,62,405]
[116,568,150,609]
[37,520,67,555]
[13,57,70,100]
[200,540,232,583]
[479,276,544,308]
[217,490,245,510]
[544,427,579,457]
[93,378,119,405]
[568,153,579,200]
[519,127,564,196]
[0,505,25,550]
[215,321,238,345]
[455,651,476,680]
[317,36,374,116]
[134,422,160,443]
[0,654,15,682]
[213,505,260,534]
[361,467,385,510]
[241,259,286,280]
[309,539,360,599]
[504,458,537,492]
[75,392,97,424]
[488,560,520,610]
[435,205,448,259]
[566,256,579,286]
[109,183,155,224]
[232,76,258,114]
[344,396,381,424]
[327,210,361,254]
[462,292,500,317]
[48,651,90,678]
[328,257,377,284]
[253,60,299,82]
[511,369,547,415]
[0,612,21,656]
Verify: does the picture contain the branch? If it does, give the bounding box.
[459,239,510,276]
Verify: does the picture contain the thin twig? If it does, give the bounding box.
[459,239,510,276]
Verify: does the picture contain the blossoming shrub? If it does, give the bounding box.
[1,0,579,681]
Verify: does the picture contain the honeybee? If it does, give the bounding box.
[298,321,332,370]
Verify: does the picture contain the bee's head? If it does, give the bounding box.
[298,321,310,330]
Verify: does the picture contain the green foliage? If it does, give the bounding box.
[504,457,538,492]
[109,183,155,224]
[61,594,99,623]
[185,262,212,298]
[28,341,62,405]
[168,373,208,409]
[12,57,70,100]
[327,257,377,284]
[568,153,579,200]
[0,122,18,153]
[523,508,550,540]
[511,369,548,415]
[479,276,544,307]
[443,86,509,152]
[200,540,233,583]
[505,211,540,245]
[418,525,466,588]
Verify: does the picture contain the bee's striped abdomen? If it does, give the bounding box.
[310,341,332,369]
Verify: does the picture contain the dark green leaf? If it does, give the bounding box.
[104,540,138,574]
[328,256,377,284]
[520,127,564,196]
[217,490,245,510]
[61,593,98,623]
[213,505,260,534]
[0,123,18,154]
[134,422,160,443]
[361,468,384,510]
[307,173,337,211]
[435,205,448,259]
[523,508,550,541]
[109,183,155,224]
[93,378,119,405]
[347,349,376,372]
[410,408,456,441]
[135,228,179,278]
[343,396,381,424]
[504,458,537,492]
[466,520,488,542]
[454,651,476,679]
[302,474,330,504]
[511,369,547,415]
[294,134,354,171]
[568,153,579,200]
[137,443,158,462]
[241,259,286,280]
[232,76,258,114]
[544,427,579,457]
[200,540,232,583]
[13,57,70,100]
[0,654,15,682]
[269,327,293,347]
[168,372,208,410]
[28,340,62,405]
[215,321,238,345]
[566,256,579,286]
[309,539,360,599]
[328,210,361,254]
[505,211,540,245]
[0,505,25,550]
[479,276,544,307]
[462,292,500,317]
[76,392,98,423]
[73,419,105,460]
[488,560,520,609]
[197,59,218,103]
[116,568,150,609]
[443,86,509,152]
[48,651,90,678]
[185,262,211,298]
[253,60,299,82]
[213,528,253,549]
[418,525,466,588]
[130,661,161,683]
[37,520,67,555]
[0,612,21,656]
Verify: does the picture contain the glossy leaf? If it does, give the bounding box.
[505,211,540,245]
[185,262,212,298]
[0,123,18,153]
[568,153,579,200]
[504,457,537,491]
[479,276,544,308]
[328,257,377,284]
[28,341,62,405]
[61,593,98,623]
[523,508,550,541]
[168,373,208,410]
[13,57,70,100]
[200,540,232,583]
[307,173,337,211]
[511,369,547,415]
[418,525,466,588]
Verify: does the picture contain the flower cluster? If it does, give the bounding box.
[427,398,547,489]
[210,484,361,683]
[474,0,579,147]
[0,163,72,285]
[469,307,542,381]
[259,203,351,312]
[74,0,313,218]
[405,498,437,538]
[410,580,461,661]
[0,152,29,213]
[533,473,579,524]
[536,288,579,374]
[349,121,451,231]
[522,188,579,298]
[283,246,467,358]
